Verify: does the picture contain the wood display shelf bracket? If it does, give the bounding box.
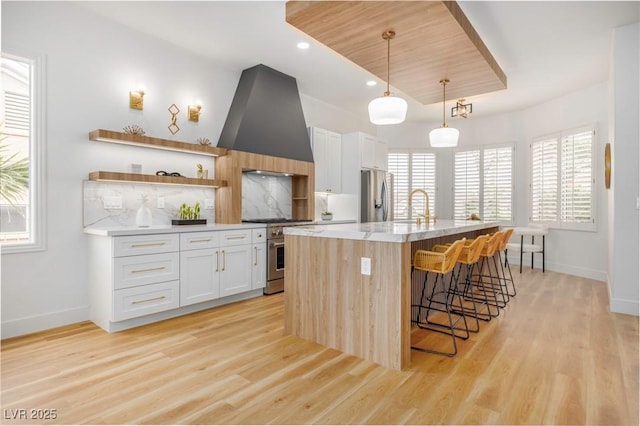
[89,129,228,157]
[88,171,227,188]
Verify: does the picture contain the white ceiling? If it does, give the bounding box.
[77,1,639,123]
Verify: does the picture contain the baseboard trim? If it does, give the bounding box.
[609,297,640,316]
[506,255,606,281]
[1,306,90,339]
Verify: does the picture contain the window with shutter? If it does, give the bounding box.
[388,150,436,220]
[454,150,480,220]
[530,126,595,230]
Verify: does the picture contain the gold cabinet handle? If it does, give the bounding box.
[131,295,166,304]
[131,242,165,248]
[222,250,226,271]
[188,238,212,243]
[131,266,166,274]
[215,251,219,272]
[225,235,246,240]
[254,246,258,266]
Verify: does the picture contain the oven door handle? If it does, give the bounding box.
[269,242,285,248]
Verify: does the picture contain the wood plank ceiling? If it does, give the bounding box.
[286,1,507,105]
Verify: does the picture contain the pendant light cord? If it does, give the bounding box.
[384,31,393,96]
[441,79,449,128]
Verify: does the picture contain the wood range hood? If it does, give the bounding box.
[286,1,507,104]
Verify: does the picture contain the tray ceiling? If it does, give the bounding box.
[286,1,507,105]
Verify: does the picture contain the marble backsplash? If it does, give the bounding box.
[242,173,292,220]
[83,181,215,227]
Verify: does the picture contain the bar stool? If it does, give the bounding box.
[497,228,516,296]
[431,234,490,328]
[506,224,548,273]
[469,231,508,315]
[411,238,467,357]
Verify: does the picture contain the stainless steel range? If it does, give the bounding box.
[243,219,312,294]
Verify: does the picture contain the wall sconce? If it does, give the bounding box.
[188,104,202,122]
[129,87,145,110]
[451,99,472,118]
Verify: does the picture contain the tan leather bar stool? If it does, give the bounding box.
[411,238,467,357]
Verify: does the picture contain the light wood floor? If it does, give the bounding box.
[1,269,638,425]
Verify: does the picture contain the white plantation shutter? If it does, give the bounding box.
[388,151,436,220]
[411,153,436,218]
[561,130,593,224]
[530,126,595,230]
[531,138,558,222]
[5,91,30,133]
[483,146,513,221]
[454,150,480,220]
[388,152,410,219]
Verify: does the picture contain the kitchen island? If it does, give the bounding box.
[283,220,500,370]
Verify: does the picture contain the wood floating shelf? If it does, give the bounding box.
[89,171,227,188]
[89,129,227,157]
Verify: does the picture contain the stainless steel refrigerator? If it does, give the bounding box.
[361,170,393,222]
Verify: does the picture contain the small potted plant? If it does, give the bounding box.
[321,210,333,221]
[172,202,206,225]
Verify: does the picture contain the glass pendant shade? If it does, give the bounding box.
[429,126,459,147]
[368,95,408,125]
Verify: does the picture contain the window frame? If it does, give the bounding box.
[529,125,596,232]
[1,50,47,254]
[387,149,437,220]
[452,143,515,224]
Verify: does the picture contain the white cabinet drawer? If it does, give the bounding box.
[114,234,179,257]
[114,252,179,290]
[113,280,180,321]
[180,232,219,250]
[220,229,252,246]
[252,228,267,244]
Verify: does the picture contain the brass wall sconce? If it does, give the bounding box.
[129,88,145,110]
[451,99,473,118]
[188,104,202,122]
[168,103,180,135]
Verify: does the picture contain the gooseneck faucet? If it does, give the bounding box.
[408,189,435,224]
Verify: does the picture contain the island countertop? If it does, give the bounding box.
[284,219,501,243]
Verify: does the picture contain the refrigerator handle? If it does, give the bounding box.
[381,176,389,221]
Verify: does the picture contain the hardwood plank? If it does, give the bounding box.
[1,270,637,425]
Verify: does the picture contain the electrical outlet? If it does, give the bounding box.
[361,257,371,276]
[103,196,122,209]
[205,199,214,210]
[157,197,165,209]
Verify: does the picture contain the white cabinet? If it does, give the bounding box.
[343,131,388,171]
[252,228,267,290]
[89,226,267,333]
[309,127,342,193]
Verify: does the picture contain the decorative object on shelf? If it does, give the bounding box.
[196,163,209,179]
[156,170,184,177]
[135,194,152,227]
[188,104,202,122]
[451,99,472,118]
[172,202,206,225]
[604,142,611,189]
[129,163,142,174]
[468,213,481,220]
[122,124,145,136]
[129,87,145,110]
[321,211,333,221]
[368,30,407,125]
[429,79,459,148]
[168,103,181,135]
[196,137,210,146]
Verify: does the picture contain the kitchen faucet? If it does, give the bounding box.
[408,189,435,224]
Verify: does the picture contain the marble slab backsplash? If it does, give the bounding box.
[83,181,215,227]
[242,173,292,220]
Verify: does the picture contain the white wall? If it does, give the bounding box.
[378,81,610,281]
[608,23,640,316]
[0,2,365,338]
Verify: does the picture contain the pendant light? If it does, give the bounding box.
[368,30,407,125]
[429,79,459,147]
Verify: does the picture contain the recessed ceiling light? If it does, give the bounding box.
[366,80,377,87]
[297,42,310,50]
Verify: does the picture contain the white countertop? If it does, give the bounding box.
[84,222,266,237]
[284,219,501,243]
